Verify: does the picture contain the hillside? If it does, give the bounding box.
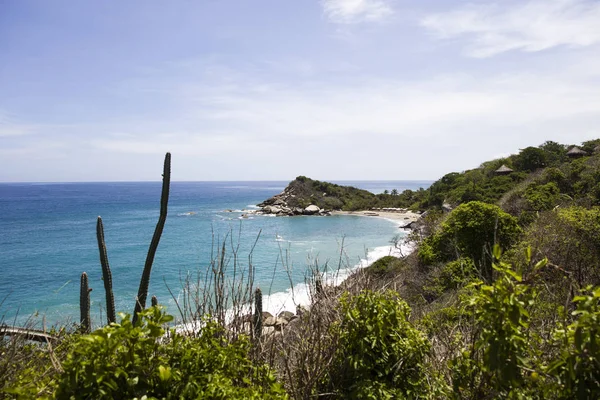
[6,140,600,399]
[258,175,378,212]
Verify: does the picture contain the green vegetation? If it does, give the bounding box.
[419,201,521,281]
[323,290,435,399]
[5,139,600,399]
[277,176,379,210]
[8,307,285,399]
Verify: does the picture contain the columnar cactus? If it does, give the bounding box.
[253,287,263,340]
[80,272,92,333]
[133,152,171,324]
[96,216,116,324]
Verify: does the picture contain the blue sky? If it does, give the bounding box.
[1,0,600,182]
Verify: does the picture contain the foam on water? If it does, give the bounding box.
[260,242,413,316]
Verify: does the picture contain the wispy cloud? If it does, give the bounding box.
[321,0,393,24]
[421,0,600,57]
[90,57,600,168]
[0,112,40,137]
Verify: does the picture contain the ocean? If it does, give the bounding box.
[0,180,431,328]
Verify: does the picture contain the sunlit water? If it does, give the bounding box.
[0,180,431,327]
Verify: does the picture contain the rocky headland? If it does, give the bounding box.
[251,176,422,227]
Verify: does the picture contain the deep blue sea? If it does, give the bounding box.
[0,180,431,328]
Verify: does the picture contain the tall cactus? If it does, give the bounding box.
[151,295,158,307]
[133,152,171,324]
[80,272,92,333]
[96,216,116,324]
[253,287,263,340]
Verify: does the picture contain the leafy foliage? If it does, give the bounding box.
[8,307,286,399]
[547,287,600,399]
[450,250,547,399]
[325,290,434,399]
[419,201,522,281]
[423,257,477,300]
[363,255,406,278]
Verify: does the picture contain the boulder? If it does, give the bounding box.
[263,205,282,214]
[264,316,278,326]
[304,205,320,215]
[284,316,302,334]
[262,311,274,320]
[278,311,295,321]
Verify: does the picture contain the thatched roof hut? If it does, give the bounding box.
[495,165,514,175]
[567,146,588,158]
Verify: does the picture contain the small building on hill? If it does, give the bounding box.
[495,165,514,175]
[567,146,588,158]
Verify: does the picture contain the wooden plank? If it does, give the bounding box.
[0,326,58,343]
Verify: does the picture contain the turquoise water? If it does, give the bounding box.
[0,180,430,327]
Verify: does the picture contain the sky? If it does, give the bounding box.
[1,0,600,182]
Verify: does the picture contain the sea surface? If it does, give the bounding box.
[0,180,431,328]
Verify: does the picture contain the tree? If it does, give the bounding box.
[539,141,567,165]
[514,146,548,172]
[383,189,389,195]
[391,189,398,196]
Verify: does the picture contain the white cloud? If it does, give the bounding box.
[321,0,393,24]
[91,61,600,168]
[421,0,600,57]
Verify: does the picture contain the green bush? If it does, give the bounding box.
[450,251,547,398]
[325,290,433,399]
[9,307,286,399]
[547,287,600,399]
[524,206,600,286]
[364,256,405,277]
[524,182,560,211]
[419,202,522,282]
[423,258,477,299]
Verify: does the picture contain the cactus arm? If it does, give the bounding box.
[253,287,263,340]
[96,216,116,324]
[133,152,171,324]
[80,272,92,333]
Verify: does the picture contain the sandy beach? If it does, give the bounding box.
[331,209,421,227]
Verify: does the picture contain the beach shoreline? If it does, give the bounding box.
[331,209,421,226]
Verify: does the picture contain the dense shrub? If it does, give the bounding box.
[450,252,547,398]
[524,182,560,211]
[324,290,434,399]
[547,287,600,399]
[9,307,286,399]
[423,258,477,300]
[419,201,522,281]
[524,206,600,286]
[364,255,406,277]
